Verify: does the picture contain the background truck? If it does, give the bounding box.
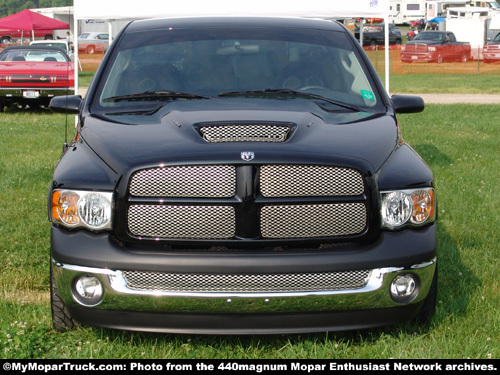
[401,30,471,63]
[355,24,403,49]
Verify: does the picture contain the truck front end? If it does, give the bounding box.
[49,17,437,334]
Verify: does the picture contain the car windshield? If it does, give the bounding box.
[494,33,500,43]
[32,42,69,53]
[0,49,69,62]
[94,24,382,113]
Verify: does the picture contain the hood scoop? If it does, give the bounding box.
[199,123,292,143]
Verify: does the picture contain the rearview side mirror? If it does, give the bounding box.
[49,95,82,114]
[391,94,425,114]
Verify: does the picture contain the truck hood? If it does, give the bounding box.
[80,98,397,176]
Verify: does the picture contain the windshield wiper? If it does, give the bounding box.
[218,88,362,112]
[103,90,211,102]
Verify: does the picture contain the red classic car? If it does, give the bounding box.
[0,45,74,111]
[77,32,109,54]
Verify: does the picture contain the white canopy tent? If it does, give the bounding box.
[73,0,391,93]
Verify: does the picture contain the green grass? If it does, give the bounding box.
[389,74,500,94]
[0,105,499,359]
[78,71,96,88]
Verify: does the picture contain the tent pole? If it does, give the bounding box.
[384,16,390,94]
[360,18,364,45]
[109,21,113,43]
[74,15,79,96]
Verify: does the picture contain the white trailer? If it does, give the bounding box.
[445,6,492,59]
[390,0,427,24]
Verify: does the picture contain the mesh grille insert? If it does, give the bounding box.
[200,124,290,143]
[261,203,367,239]
[129,165,236,198]
[128,205,235,239]
[121,269,372,293]
[260,165,364,197]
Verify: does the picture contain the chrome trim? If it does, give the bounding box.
[52,258,436,314]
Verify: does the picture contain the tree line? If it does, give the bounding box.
[0,0,72,19]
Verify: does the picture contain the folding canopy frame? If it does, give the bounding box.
[73,0,391,93]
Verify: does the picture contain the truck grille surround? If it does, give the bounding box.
[127,164,368,242]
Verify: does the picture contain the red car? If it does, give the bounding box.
[0,45,74,111]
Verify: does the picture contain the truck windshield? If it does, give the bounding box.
[94,24,382,113]
[413,32,443,41]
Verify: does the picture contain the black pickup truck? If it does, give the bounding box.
[48,16,437,334]
[355,24,403,49]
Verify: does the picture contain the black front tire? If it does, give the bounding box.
[415,265,437,324]
[50,266,77,332]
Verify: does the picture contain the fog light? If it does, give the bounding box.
[390,274,418,303]
[73,276,103,306]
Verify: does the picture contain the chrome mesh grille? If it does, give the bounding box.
[261,203,367,238]
[129,165,236,198]
[407,43,428,53]
[260,165,364,197]
[121,269,371,293]
[128,205,235,239]
[200,124,290,143]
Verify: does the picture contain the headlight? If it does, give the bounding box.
[428,46,436,52]
[381,188,435,229]
[51,189,113,230]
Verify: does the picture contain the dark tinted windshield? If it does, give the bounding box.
[414,32,443,41]
[94,23,382,113]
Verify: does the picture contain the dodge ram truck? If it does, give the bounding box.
[401,31,471,63]
[48,16,437,334]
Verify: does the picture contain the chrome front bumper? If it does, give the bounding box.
[52,257,436,314]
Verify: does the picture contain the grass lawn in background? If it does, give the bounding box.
[0,103,498,359]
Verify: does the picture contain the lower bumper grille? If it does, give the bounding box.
[121,269,371,293]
